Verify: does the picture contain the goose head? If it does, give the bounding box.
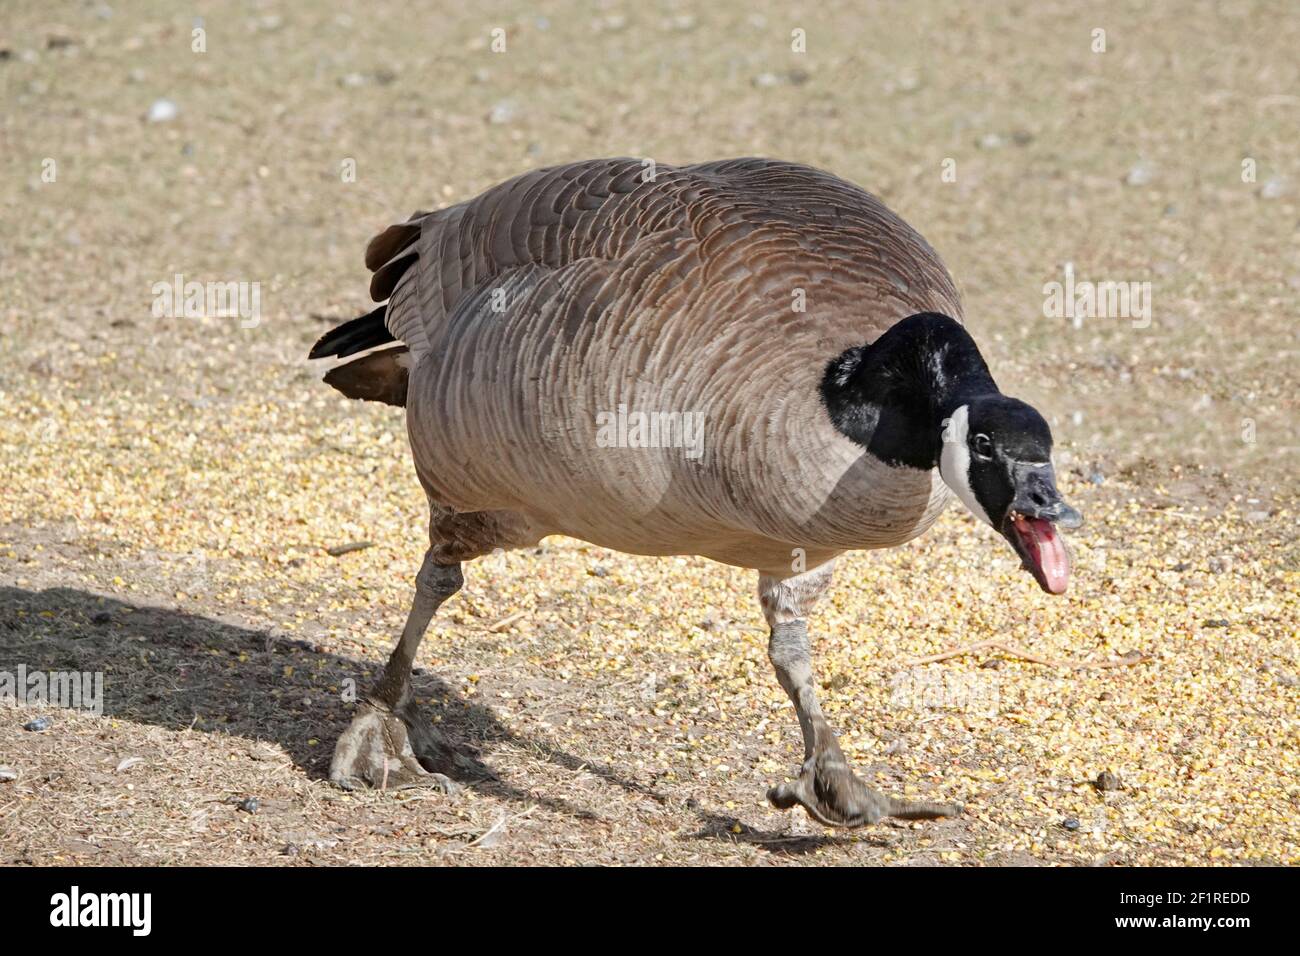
[938,396,1081,594]
[820,312,1082,594]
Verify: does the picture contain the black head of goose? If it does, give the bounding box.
[821,311,1081,594]
[310,157,1081,827]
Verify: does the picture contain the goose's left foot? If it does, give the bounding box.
[761,569,961,829]
[767,746,962,827]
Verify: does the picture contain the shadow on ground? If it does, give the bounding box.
[1,585,838,854]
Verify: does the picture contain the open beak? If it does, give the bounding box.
[998,463,1081,595]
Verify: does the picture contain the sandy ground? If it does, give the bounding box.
[0,1,1296,865]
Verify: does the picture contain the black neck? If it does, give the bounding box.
[819,312,1000,469]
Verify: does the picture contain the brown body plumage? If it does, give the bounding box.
[330,158,964,574]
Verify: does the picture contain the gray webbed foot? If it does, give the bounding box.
[768,750,962,827]
[329,699,463,793]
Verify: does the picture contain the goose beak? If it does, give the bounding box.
[999,463,1081,595]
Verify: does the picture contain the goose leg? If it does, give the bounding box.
[329,552,467,792]
[760,564,962,826]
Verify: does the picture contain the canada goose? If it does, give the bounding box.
[311,157,1081,826]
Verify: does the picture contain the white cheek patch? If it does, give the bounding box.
[939,404,994,528]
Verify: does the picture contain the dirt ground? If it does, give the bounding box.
[0,1,1296,865]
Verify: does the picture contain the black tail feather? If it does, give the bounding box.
[309,305,396,360]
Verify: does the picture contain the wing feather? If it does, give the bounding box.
[363,158,961,361]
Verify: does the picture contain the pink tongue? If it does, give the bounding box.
[1020,516,1071,594]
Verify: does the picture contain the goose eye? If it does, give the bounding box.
[973,434,993,459]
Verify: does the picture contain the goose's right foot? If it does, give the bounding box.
[329,698,462,793]
[329,555,476,793]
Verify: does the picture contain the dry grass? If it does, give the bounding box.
[0,0,1296,865]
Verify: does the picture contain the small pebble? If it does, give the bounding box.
[236,797,259,813]
[23,716,51,732]
[0,767,17,782]
[1124,162,1154,186]
[1062,817,1081,831]
[146,98,178,123]
[488,100,517,125]
[1259,176,1286,200]
[1094,770,1123,792]
[283,840,339,856]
